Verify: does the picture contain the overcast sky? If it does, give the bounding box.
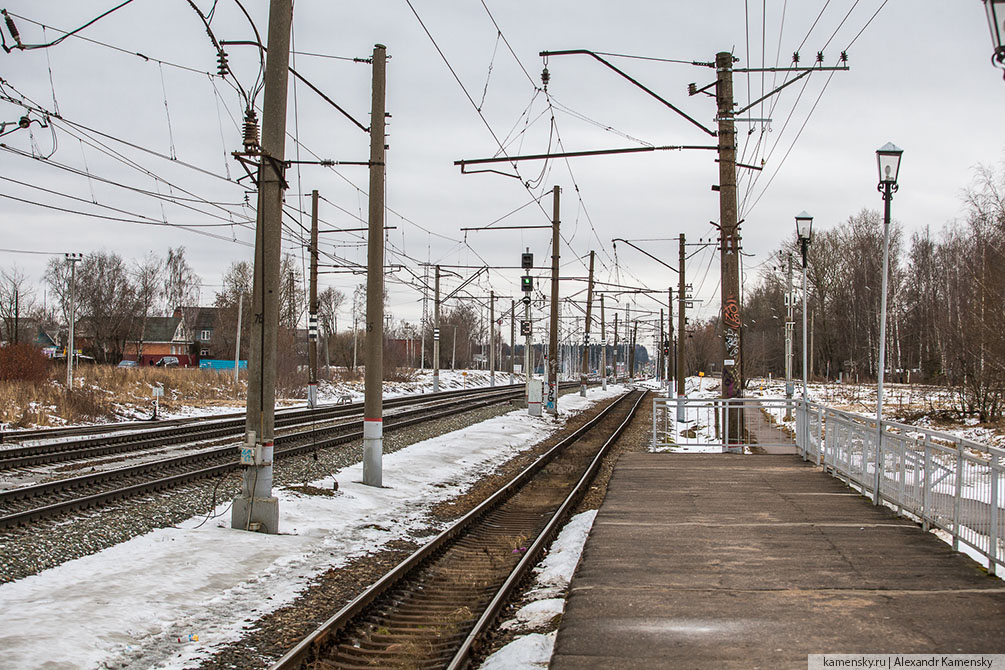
[1,1,1004,348]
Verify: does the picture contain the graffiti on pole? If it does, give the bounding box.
[722,295,740,398]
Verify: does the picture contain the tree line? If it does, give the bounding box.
[737,162,1005,421]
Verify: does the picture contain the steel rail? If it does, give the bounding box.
[270,388,645,670]
[0,384,581,529]
[0,383,530,469]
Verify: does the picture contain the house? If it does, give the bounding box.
[173,306,221,361]
[122,316,195,366]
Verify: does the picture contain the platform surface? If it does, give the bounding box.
[550,454,1005,670]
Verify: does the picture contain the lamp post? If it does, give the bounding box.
[874,142,903,505]
[795,212,813,411]
[982,0,1005,77]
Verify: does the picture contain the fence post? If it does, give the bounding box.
[922,436,932,532]
[990,455,1000,576]
[897,437,905,516]
[817,406,824,467]
[953,440,964,552]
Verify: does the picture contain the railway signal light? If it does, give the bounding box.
[522,252,534,269]
[521,320,532,336]
[521,275,533,292]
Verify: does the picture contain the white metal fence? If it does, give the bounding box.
[653,396,795,453]
[796,402,1005,576]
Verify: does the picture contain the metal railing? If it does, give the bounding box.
[796,401,1005,576]
[653,396,795,453]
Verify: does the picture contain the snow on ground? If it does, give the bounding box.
[0,384,625,670]
[479,509,598,670]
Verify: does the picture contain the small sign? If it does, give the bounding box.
[433,328,440,341]
[724,359,735,366]
[152,386,164,397]
[698,371,705,377]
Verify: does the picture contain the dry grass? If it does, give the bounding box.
[0,365,249,428]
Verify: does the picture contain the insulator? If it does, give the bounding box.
[18,115,29,129]
[541,67,550,88]
[816,51,824,63]
[242,108,260,151]
[840,51,849,63]
[217,51,229,77]
[3,11,20,42]
[792,51,800,64]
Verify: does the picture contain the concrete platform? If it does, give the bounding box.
[550,454,1005,670]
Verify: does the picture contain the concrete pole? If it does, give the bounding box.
[363,44,387,488]
[489,290,496,387]
[433,265,440,393]
[64,253,80,387]
[547,185,561,415]
[612,311,619,382]
[659,308,665,386]
[580,250,595,397]
[451,324,457,370]
[785,252,794,420]
[232,0,292,533]
[629,319,638,378]
[420,264,427,371]
[716,50,743,451]
[234,289,244,386]
[524,297,532,396]
[600,294,607,391]
[677,233,686,419]
[308,189,319,408]
[509,299,515,385]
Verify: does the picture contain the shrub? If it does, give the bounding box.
[0,344,49,383]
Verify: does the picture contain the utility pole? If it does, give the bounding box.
[451,324,457,371]
[433,264,440,393]
[784,252,795,420]
[489,290,496,387]
[363,43,387,488]
[629,319,638,378]
[716,50,743,451]
[234,289,244,386]
[547,185,561,416]
[64,253,81,388]
[420,263,428,371]
[509,298,515,385]
[232,0,292,534]
[600,294,607,391]
[677,233,687,418]
[659,308,665,386]
[580,250,595,397]
[308,189,319,408]
[612,310,619,382]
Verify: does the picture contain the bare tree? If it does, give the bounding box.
[132,253,163,360]
[213,261,253,360]
[0,265,36,344]
[75,252,136,362]
[164,247,201,339]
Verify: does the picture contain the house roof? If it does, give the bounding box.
[138,316,184,343]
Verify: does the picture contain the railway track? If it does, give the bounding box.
[0,384,528,470]
[270,388,645,670]
[0,383,575,530]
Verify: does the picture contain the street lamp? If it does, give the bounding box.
[874,142,903,505]
[795,212,813,412]
[983,0,1005,77]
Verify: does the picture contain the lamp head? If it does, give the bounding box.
[876,142,903,187]
[795,211,813,243]
[984,0,1005,72]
